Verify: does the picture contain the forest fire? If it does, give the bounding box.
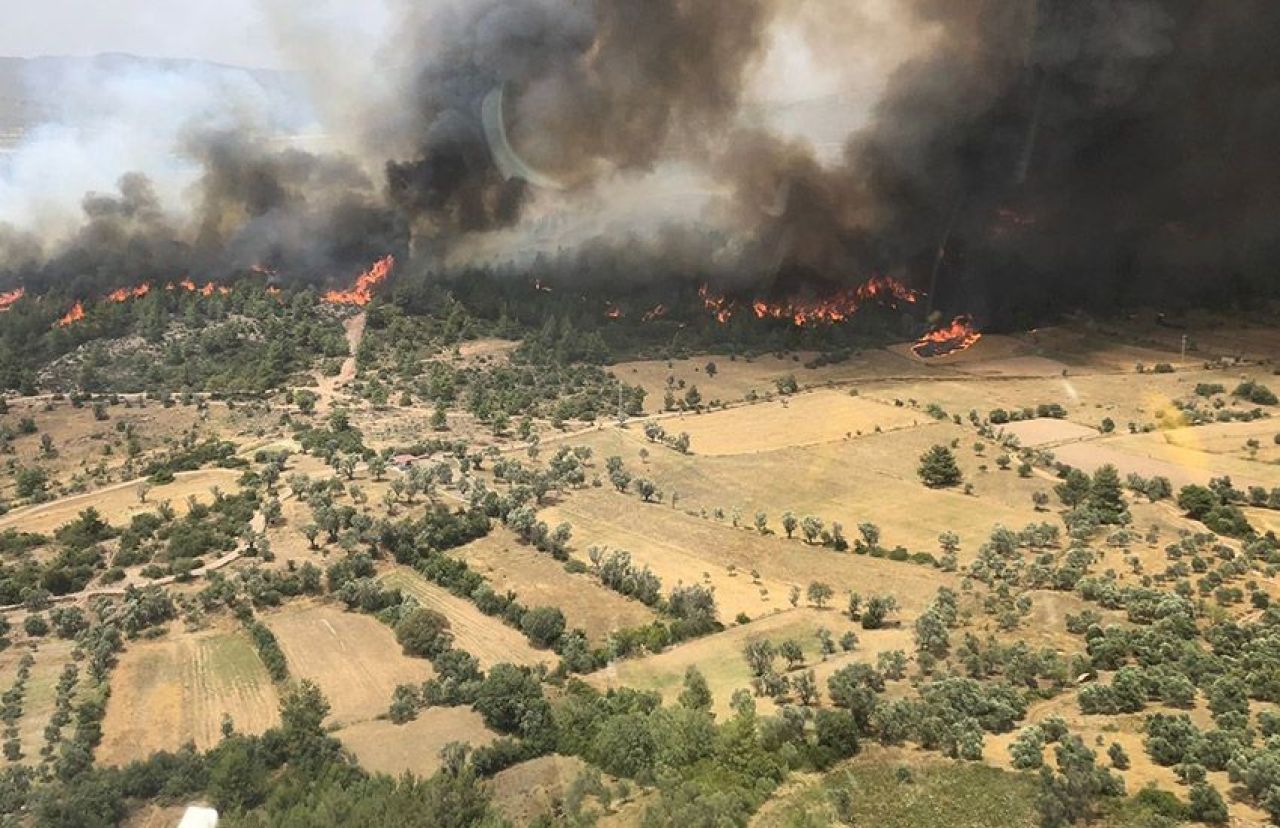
[642,304,668,322]
[0,288,25,312]
[700,276,920,328]
[604,304,623,319]
[107,283,151,303]
[323,255,396,306]
[56,301,86,329]
[912,315,983,358]
[752,277,920,326]
[698,285,734,323]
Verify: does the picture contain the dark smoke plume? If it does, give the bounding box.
[5,0,1280,323]
[717,0,1280,323]
[386,0,774,245]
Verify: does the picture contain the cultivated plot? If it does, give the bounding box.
[99,626,279,764]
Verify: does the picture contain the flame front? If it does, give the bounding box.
[107,283,151,303]
[0,287,25,312]
[699,275,919,327]
[912,315,983,358]
[642,304,668,322]
[604,304,623,319]
[323,255,396,306]
[699,285,734,323]
[56,301,86,328]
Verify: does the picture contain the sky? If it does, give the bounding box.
[2,0,299,69]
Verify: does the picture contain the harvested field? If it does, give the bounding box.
[999,418,1100,447]
[337,706,497,778]
[664,390,923,456]
[612,349,939,414]
[265,602,433,727]
[546,484,962,621]
[0,468,242,535]
[379,568,551,669]
[561,426,1041,568]
[99,626,278,764]
[452,529,657,643]
[589,608,912,717]
[1053,430,1280,490]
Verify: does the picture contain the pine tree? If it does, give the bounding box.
[918,445,963,488]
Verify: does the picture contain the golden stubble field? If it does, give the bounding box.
[99,624,279,764]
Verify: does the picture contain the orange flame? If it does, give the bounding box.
[56,301,86,328]
[698,285,734,323]
[106,283,151,303]
[604,304,623,319]
[701,276,920,327]
[912,315,983,358]
[0,287,25,312]
[323,255,395,306]
[642,304,668,322]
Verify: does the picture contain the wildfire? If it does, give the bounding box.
[106,283,151,303]
[323,255,395,306]
[699,285,734,323]
[604,304,623,319]
[912,315,983,358]
[700,275,920,328]
[641,304,668,322]
[164,279,232,296]
[56,301,86,329]
[0,287,25,312]
[533,279,552,293]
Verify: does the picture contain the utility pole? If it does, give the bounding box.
[1181,334,1188,363]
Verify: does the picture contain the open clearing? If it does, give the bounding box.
[589,608,913,718]
[336,706,497,778]
[380,568,551,669]
[752,746,1040,828]
[452,529,657,643]
[999,418,1100,446]
[545,485,959,623]
[0,640,79,765]
[563,425,1045,567]
[666,390,924,456]
[99,626,278,764]
[1054,428,1280,490]
[0,468,241,535]
[265,601,433,727]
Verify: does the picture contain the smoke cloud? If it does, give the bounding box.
[2,0,1280,321]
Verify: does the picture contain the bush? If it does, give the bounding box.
[519,607,566,649]
[1234,380,1278,405]
[395,608,453,659]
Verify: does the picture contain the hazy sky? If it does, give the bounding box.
[1,1,293,69]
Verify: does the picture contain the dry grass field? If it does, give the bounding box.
[0,468,241,535]
[664,390,924,456]
[264,601,433,727]
[563,424,1044,566]
[379,568,551,669]
[588,608,913,718]
[336,706,497,778]
[99,625,279,764]
[451,528,657,643]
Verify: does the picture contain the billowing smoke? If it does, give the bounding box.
[717,0,1280,322]
[3,0,1280,321]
